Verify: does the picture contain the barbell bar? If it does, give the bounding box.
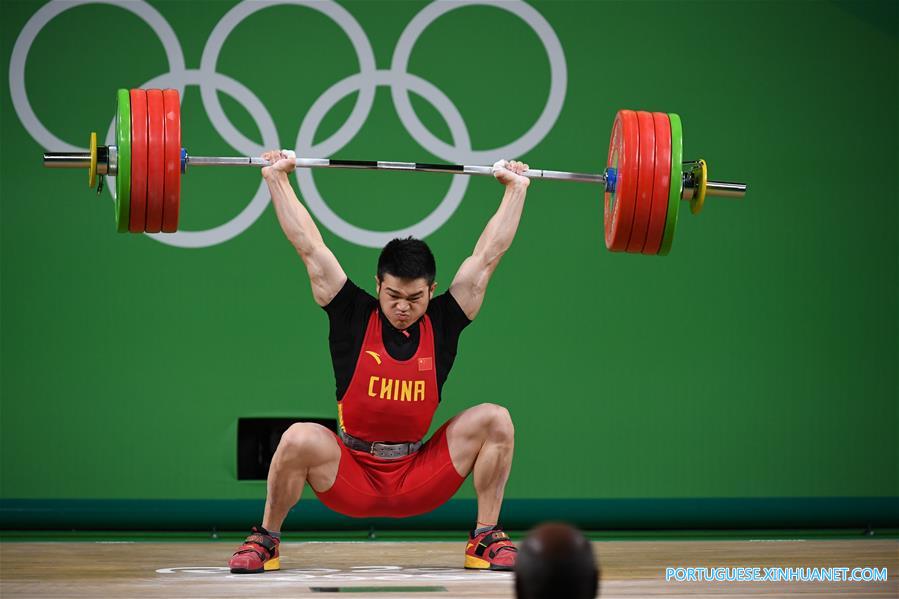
[42,88,747,254]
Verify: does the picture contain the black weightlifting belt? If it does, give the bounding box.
[338,428,422,459]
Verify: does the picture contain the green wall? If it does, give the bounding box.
[1,0,897,529]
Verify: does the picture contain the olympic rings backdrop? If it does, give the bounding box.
[1,1,896,529]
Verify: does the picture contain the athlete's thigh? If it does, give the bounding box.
[302,426,342,493]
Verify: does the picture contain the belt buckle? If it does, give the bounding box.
[370,441,411,458]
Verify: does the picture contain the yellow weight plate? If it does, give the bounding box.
[88,131,97,188]
[690,159,707,215]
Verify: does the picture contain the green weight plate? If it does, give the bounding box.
[115,89,131,233]
[659,113,682,256]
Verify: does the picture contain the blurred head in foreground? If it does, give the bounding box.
[514,522,599,598]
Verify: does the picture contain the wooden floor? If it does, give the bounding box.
[1,538,896,597]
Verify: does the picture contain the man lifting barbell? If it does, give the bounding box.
[228,151,530,573]
[37,86,748,577]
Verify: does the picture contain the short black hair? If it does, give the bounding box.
[377,237,436,285]
[515,523,599,599]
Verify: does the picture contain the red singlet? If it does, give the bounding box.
[339,309,439,441]
[315,309,465,518]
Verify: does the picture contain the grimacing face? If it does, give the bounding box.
[376,273,436,330]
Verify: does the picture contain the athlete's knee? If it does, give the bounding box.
[278,422,335,463]
[477,403,515,444]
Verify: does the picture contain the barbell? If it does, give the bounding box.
[43,88,746,255]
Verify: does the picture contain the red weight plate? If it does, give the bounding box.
[145,89,165,233]
[643,113,671,255]
[128,89,148,233]
[626,110,656,253]
[604,110,639,251]
[162,89,181,233]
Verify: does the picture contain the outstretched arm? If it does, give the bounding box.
[450,160,530,320]
[262,150,347,306]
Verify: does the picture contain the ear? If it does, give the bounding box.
[429,282,437,299]
[375,275,381,294]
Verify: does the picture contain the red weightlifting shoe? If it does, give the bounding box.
[229,526,280,573]
[464,527,518,571]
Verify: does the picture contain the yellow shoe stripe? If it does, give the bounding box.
[464,555,491,570]
[263,556,280,571]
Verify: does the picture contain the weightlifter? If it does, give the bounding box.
[229,150,530,573]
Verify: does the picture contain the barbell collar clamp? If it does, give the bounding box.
[108,144,118,176]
